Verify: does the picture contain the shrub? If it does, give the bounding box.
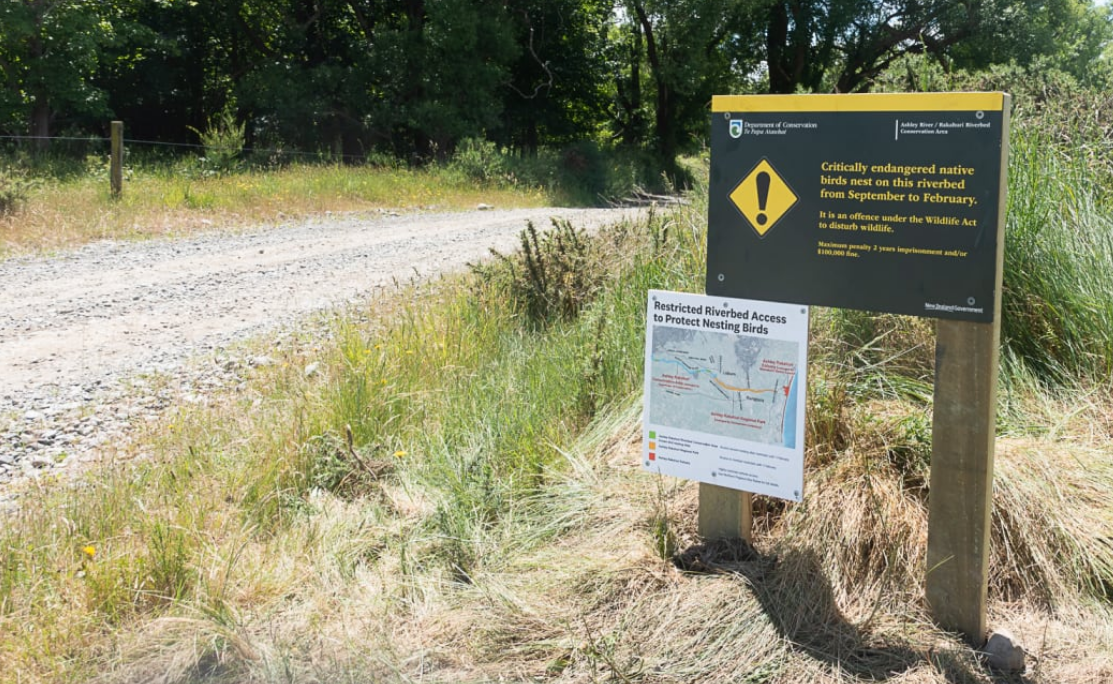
[477,218,599,327]
[449,137,507,183]
[188,108,246,177]
[0,166,34,214]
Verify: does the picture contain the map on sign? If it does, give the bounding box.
[648,327,800,448]
[642,290,808,502]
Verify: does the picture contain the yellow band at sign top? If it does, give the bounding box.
[712,92,1006,113]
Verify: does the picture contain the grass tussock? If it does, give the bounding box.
[3,117,1113,682]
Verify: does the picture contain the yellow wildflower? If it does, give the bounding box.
[82,545,96,560]
[393,450,407,458]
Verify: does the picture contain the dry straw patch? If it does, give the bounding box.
[185,403,1109,682]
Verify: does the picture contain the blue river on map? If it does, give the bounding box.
[783,371,799,448]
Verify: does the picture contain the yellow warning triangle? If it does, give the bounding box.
[729,159,797,237]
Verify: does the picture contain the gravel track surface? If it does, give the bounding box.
[0,207,640,499]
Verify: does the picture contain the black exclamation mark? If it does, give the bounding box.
[756,171,771,226]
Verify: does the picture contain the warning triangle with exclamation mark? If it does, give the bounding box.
[729,159,798,237]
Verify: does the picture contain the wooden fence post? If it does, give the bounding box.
[110,121,123,199]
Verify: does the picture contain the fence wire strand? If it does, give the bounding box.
[0,134,370,162]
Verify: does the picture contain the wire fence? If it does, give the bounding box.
[0,134,372,163]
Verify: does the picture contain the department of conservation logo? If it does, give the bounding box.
[729,119,743,139]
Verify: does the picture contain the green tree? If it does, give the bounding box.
[408,0,518,158]
[499,0,612,155]
[234,0,385,157]
[0,0,125,146]
[759,0,1113,94]
[232,0,517,161]
[947,0,1112,84]
[621,0,752,179]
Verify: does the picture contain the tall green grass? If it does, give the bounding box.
[1002,128,1113,385]
[299,207,704,579]
[874,60,1113,390]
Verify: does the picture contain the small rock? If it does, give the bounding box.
[983,627,1025,674]
[304,362,321,378]
[476,203,494,211]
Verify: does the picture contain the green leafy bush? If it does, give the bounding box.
[188,108,246,177]
[477,218,598,327]
[449,137,508,183]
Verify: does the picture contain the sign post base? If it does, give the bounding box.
[698,484,753,543]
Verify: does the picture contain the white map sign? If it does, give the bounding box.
[643,290,809,501]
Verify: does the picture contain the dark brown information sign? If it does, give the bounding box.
[707,93,1009,322]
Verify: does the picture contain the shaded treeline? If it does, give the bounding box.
[1,0,1110,175]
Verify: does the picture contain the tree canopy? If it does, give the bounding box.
[1,0,1110,174]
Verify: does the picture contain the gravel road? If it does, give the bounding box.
[0,207,640,495]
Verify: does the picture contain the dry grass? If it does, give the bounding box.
[0,164,547,256]
[25,389,1100,684]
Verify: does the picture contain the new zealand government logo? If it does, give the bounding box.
[729,119,744,139]
[729,159,798,238]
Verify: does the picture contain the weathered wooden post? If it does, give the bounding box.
[699,485,752,542]
[110,121,124,199]
[925,318,1001,641]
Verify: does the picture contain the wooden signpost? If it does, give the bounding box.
[926,318,1001,640]
[699,92,1011,643]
